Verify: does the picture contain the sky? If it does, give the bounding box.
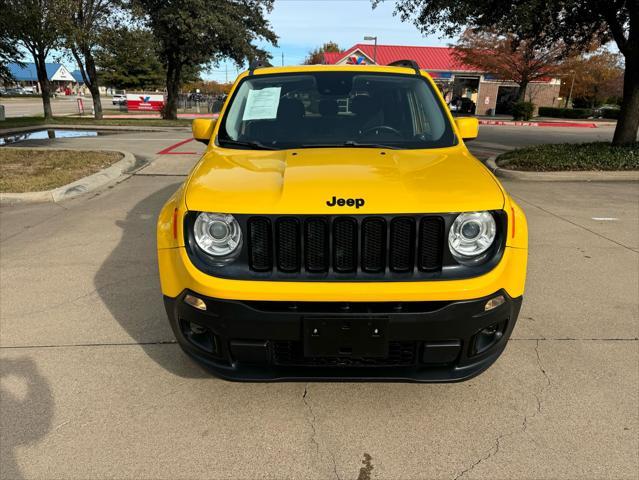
[203,0,456,83]
[24,0,455,84]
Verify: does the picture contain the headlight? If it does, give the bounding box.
[193,212,242,264]
[448,211,496,264]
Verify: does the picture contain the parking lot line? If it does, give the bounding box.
[157,138,198,155]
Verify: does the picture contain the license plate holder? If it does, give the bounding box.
[303,317,389,358]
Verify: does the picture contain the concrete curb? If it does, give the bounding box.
[0,124,189,136]
[486,156,639,182]
[0,149,138,206]
[478,119,598,128]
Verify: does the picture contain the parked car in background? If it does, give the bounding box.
[188,92,206,102]
[448,96,476,114]
[112,90,126,105]
[22,86,36,94]
[593,104,621,118]
[4,87,26,95]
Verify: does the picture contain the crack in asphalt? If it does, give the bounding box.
[452,339,553,480]
[302,384,341,480]
[453,432,508,480]
[302,384,320,457]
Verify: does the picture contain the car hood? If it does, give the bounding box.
[185,146,504,214]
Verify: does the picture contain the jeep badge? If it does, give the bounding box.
[326,196,365,208]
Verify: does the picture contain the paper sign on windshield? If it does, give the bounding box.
[242,87,281,120]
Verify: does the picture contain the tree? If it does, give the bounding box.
[95,27,165,90]
[2,0,62,119]
[304,41,341,65]
[59,0,114,119]
[0,15,23,83]
[183,79,233,96]
[452,29,566,103]
[133,0,277,120]
[559,51,623,108]
[377,0,638,145]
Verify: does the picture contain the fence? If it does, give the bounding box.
[177,93,226,114]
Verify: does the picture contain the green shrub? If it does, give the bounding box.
[601,109,620,119]
[496,142,638,171]
[537,107,592,119]
[512,101,535,120]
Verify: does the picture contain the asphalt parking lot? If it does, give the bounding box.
[1,126,637,479]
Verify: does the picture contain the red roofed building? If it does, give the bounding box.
[323,43,561,115]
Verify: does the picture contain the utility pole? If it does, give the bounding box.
[282,51,284,66]
[225,62,228,84]
[566,70,575,108]
[364,36,378,64]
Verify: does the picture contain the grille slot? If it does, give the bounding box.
[361,218,386,273]
[305,218,329,272]
[389,217,415,272]
[333,217,358,273]
[418,217,444,271]
[247,217,272,271]
[275,218,300,272]
[245,215,445,278]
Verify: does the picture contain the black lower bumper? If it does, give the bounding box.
[164,290,522,382]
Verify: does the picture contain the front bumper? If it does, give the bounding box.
[164,290,522,382]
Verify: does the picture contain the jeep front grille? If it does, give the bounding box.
[247,215,444,276]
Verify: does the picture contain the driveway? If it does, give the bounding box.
[1,128,637,479]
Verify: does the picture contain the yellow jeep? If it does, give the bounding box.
[157,63,528,381]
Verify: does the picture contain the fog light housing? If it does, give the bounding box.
[184,294,206,311]
[484,295,505,311]
[471,320,507,355]
[179,319,218,354]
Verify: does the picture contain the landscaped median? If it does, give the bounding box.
[487,142,639,181]
[0,147,138,205]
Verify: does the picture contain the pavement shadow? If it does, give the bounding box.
[0,356,54,480]
[94,183,207,378]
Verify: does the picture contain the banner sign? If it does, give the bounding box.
[126,93,165,111]
[429,71,453,79]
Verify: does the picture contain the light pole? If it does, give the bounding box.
[568,70,575,106]
[364,35,378,64]
[566,70,576,109]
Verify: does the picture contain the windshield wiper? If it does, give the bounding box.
[343,140,399,149]
[218,139,277,150]
[300,141,399,149]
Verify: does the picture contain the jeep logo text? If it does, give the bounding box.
[326,196,365,208]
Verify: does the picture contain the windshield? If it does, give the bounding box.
[217,71,457,150]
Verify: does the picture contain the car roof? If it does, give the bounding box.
[245,64,430,78]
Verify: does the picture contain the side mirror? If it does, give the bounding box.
[192,118,217,144]
[455,117,479,141]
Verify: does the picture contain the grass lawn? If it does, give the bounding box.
[0,148,123,193]
[496,142,639,171]
[0,116,191,129]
